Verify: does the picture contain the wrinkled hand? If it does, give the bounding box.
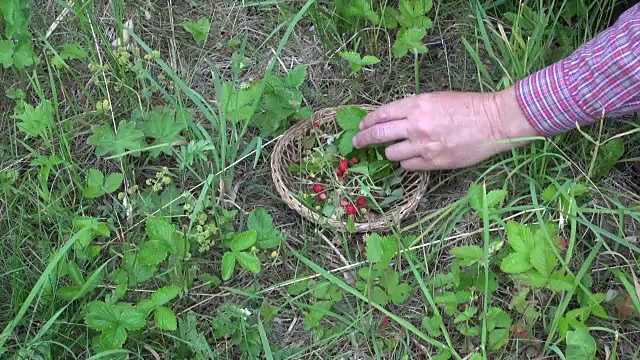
[352,87,538,171]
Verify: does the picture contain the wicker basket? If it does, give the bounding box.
[271,105,429,233]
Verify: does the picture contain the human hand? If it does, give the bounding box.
[351,87,539,171]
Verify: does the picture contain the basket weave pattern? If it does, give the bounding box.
[271,105,428,233]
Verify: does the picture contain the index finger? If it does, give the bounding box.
[360,97,414,130]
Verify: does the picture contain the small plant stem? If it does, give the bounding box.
[414,50,421,94]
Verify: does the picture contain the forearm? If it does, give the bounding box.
[516,4,640,137]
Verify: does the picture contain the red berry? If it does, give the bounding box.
[336,169,344,177]
[356,197,366,207]
[346,204,357,215]
[338,159,349,172]
[351,157,359,164]
[340,199,349,207]
[560,238,568,250]
[317,193,327,201]
[380,316,389,328]
[313,121,320,128]
[312,184,324,193]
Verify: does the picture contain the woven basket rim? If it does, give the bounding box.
[271,104,429,233]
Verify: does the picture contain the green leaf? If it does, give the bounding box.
[84,168,105,198]
[393,28,427,58]
[52,43,88,67]
[506,221,535,254]
[565,328,597,360]
[13,100,54,140]
[103,173,124,193]
[500,252,532,273]
[487,307,512,331]
[390,283,412,304]
[451,245,483,266]
[67,261,85,286]
[221,252,236,281]
[231,231,258,252]
[361,55,381,65]
[421,315,443,337]
[592,139,625,181]
[236,251,261,273]
[84,169,123,198]
[530,242,557,277]
[340,51,361,63]
[370,286,389,305]
[184,17,211,41]
[85,301,146,332]
[489,329,510,350]
[136,299,156,318]
[146,217,176,246]
[485,189,506,208]
[454,306,478,323]
[365,234,398,264]
[154,306,178,331]
[138,240,169,266]
[338,130,358,156]
[0,40,14,67]
[100,325,127,349]
[87,120,145,157]
[60,43,88,59]
[139,107,187,157]
[152,285,181,307]
[549,272,574,292]
[247,209,282,249]
[13,40,35,68]
[516,270,549,288]
[336,106,368,131]
[287,65,307,87]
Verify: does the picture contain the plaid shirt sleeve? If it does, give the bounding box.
[516,4,640,137]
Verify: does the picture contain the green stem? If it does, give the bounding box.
[414,50,420,94]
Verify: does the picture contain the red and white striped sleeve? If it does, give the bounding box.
[515,3,640,136]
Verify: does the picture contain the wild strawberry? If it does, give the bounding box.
[313,121,320,128]
[340,199,349,207]
[351,156,359,165]
[336,169,344,177]
[380,316,389,328]
[346,204,357,215]
[317,193,327,201]
[312,184,324,193]
[560,238,568,250]
[356,197,366,207]
[338,159,349,172]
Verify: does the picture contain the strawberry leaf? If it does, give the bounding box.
[500,252,532,273]
[338,130,358,156]
[154,306,177,331]
[393,28,427,58]
[221,252,236,281]
[236,251,261,273]
[231,231,257,252]
[336,106,368,131]
[151,285,181,307]
[137,240,169,266]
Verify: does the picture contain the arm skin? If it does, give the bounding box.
[352,4,640,171]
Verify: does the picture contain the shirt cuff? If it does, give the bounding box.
[515,60,593,137]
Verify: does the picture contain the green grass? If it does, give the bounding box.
[0,0,639,359]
